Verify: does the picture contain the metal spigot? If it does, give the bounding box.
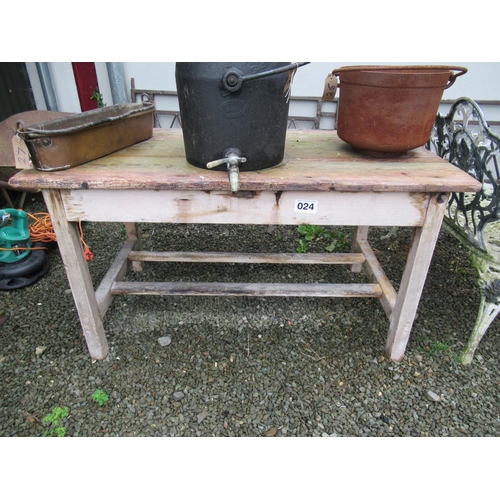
[206,149,246,193]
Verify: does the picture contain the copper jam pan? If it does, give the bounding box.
[16,100,155,171]
[330,65,468,157]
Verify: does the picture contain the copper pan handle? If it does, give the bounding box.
[330,65,468,90]
[444,66,468,88]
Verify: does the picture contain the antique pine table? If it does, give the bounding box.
[9,129,481,362]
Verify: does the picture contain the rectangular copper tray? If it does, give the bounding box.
[17,101,155,171]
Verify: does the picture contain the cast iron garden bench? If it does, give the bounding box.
[426,97,500,363]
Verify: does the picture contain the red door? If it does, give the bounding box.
[72,62,99,111]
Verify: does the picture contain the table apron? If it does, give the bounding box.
[60,189,430,226]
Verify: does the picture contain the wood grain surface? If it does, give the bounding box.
[9,129,481,193]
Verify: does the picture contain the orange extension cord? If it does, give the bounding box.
[0,212,94,261]
[28,212,57,244]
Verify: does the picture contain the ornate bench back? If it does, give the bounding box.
[426,97,500,258]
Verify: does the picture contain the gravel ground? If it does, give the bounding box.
[1,192,499,438]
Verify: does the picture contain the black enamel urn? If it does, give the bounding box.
[175,63,306,177]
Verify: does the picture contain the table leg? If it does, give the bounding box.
[351,225,397,318]
[94,222,142,318]
[350,226,369,273]
[42,190,108,360]
[124,222,143,272]
[385,193,449,362]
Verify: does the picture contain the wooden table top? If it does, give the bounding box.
[9,129,481,193]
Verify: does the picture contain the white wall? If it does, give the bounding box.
[123,62,500,128]
[26,62,500,124]
[122,61,500,100]
[26,62,113,113]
